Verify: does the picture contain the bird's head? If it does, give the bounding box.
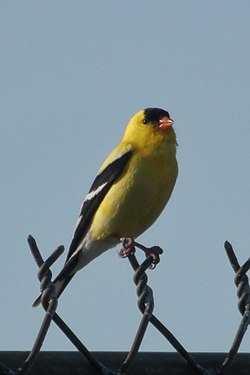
[123,108,177,147]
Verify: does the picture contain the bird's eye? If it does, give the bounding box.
[142,119,148,125]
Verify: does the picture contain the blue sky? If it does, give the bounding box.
[1,1,250,354]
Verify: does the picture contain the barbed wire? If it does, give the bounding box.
[0,238,249,375]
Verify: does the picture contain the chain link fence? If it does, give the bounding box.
[0,237,249,375]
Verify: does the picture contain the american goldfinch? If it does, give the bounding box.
[33,108,178,306]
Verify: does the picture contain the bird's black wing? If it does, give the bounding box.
[65,148,133,262]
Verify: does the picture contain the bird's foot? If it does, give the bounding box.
[135,241,163,269]
[119,237,136,258]
[119,238,163,269]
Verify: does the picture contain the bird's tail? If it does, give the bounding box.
[32,242,99,307]
[32,294,42,308]
[32,273,75,307]
[32,247,82,307]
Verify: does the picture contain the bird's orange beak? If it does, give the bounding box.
[158,117,174,131]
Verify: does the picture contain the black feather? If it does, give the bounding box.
[65,148,133,262]
[144,108,170,123]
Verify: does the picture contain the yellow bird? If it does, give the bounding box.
[33,108,178,306]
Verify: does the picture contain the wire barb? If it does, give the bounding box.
[27,236,109,374]
[217,241,250,374]
[119,255,155,374]
[16,236,65,374]
[126,246,210,375]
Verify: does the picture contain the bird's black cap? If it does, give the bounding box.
[143,108,170,123]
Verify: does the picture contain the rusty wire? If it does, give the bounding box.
[0,238,250,375]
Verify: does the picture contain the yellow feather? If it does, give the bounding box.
[33,108,178,305]
[91,110,178,241]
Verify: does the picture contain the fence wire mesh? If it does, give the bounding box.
[0,237,249,375]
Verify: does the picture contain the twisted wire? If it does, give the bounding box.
[119,256,154,374]
[121,244,210,375]
[28,236,112,374]
[217,241,250,374]
[234,261,250,317]
[1,237,250,375]
[16,236,64,374]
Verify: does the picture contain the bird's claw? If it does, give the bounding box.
[119,237,136,258]
[119,238,163,269]
[141,245,163,269]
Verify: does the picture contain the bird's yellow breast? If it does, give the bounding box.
[91,138,178,241]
